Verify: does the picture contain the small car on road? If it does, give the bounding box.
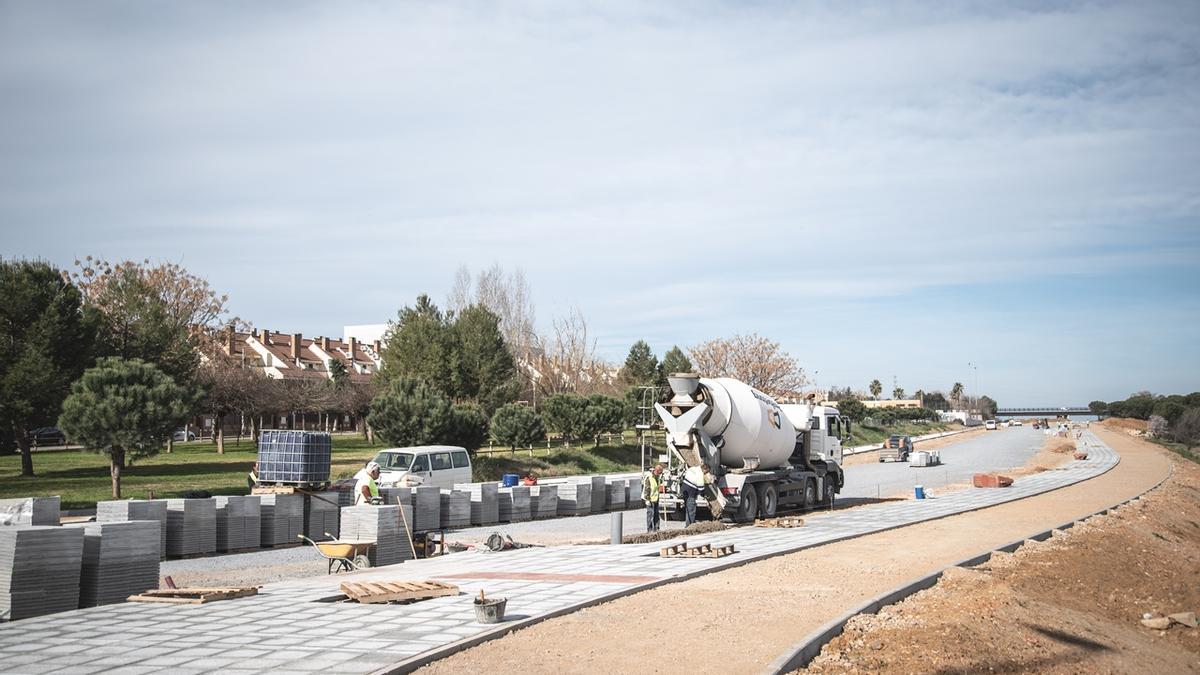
[27,427,66,447]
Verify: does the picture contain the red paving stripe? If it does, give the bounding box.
[436,571,660,584]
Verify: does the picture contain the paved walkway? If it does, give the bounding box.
[0,432,1117,675]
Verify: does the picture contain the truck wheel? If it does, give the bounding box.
[733,487,758,523]
[823,479,836,508]
[802,479,817,512]
[756,482,778,518]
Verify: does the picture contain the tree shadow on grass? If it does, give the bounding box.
[33,461,257,482]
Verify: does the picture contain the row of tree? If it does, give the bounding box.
[1091,391,1200,447]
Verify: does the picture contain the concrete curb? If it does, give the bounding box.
[373,439,1126,674]
[762,456,1176,674]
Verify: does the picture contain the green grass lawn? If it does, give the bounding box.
[848,421,957,446]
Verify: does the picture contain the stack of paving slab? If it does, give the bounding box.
[498,486,531,522]
[259,494,304,546]
[0,525,83,620]
[0,497,61,526]
[214,496,260,552]
[606,478,628,511]
[439,490,471,529]
[303,492,340,541]
[68,521,159,607]
[335,490,355,507]
[410,486,441,531]
[96,500,168,560]
[454,482,499,525]
[379,487,412,509]
[554,482,592,517]
[165,499,216,557]
[339,505,413,566]
[588,476,607,513]
[530,485,559,520]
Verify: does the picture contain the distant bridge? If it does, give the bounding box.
[997,407,1092,417]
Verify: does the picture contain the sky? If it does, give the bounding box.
[1,1,1198,406]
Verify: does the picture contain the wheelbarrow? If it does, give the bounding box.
[298,534,375,574]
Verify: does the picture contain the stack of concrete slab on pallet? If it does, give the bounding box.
[340,505,413,566]
[606,479,628,511]
[0,497,61,526]
[259,494,303,546]
[379,487,411,509]
[335,490,355,507]
[555,482,591,516]
[214,496,260,552]
[498,486,531,522]
[530,485,559,520]
[439,490,471,529]
[587,477,606,513]
[67,521,159,607]
[454,483,499,525]
[0,525,83,620]
[97,500,168,560]
[410,486,441,532]
[303,492,340,541]
[165,499,216,557]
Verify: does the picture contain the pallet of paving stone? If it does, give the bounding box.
[339,580,458,604]
[96,499,168,560]
[605,479,627,511]
[67,520,160,607]
[128,587,258,605]
[303,492,341,541]
[410,486,441,532]
[498,486,531,523]
[554,482,591,517]
[0,525,84,621]
[439,490,471,529]
[0,497,61,526]
[588,476,606,513]
[259,494,304,546]
[340,505,413,566]
[454,482,499,526]
[215,495,261,552]
[165,499,216,557]
[754,517,805,528]
[530,485,559,520]
[659,542,736,559]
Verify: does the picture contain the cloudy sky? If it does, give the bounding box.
[2,1,1197,405]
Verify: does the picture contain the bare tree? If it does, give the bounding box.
[529,307,616,398]
[197,351,269,453]
[446,263,538,363]
[688,333,806,397]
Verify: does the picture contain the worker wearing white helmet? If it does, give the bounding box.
[355,461,382,506]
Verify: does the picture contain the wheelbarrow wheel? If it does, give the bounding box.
[353,554,372,570]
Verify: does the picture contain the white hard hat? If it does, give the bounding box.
[366,461,381,473]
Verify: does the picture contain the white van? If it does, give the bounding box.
[985,420,998,430]
[353,445,473,490]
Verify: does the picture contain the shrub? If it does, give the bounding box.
[1173,408,1200,447]
[491,403,545,449]
[367,377,454,447]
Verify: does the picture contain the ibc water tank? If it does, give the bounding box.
[697,378,796,471]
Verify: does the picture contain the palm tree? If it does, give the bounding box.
[869,379,882,400]
[893,386,905,400]
[950,382,964,408]
[914,389,925,405]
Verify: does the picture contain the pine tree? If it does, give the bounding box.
[366,377,454,447]
[660,346,693,376]
[618,340,659,386]
[491,404,545,450]
[58,358,192,498]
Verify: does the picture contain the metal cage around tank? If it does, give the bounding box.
[257,430,332,486]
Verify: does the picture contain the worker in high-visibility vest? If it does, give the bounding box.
[355,462,382,506]
[642,463,664,533]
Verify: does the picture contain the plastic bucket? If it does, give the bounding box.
[501,473,520,487]
[474,597,507,624]
[914,485,925,499]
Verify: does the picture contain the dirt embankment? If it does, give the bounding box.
[805,432,1199,674]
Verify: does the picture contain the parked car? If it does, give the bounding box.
[172,429,197,441]
[1011,420,1023,427]
[985,420,998,430]
[354,445,472,490]
[27,427,66,446]
[879,435,913,463]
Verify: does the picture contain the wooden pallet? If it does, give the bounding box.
[340,580,460,605]
[128,587,258,605]
[754,517,805,528]
[251,484,327,494]
[659,542,737,559]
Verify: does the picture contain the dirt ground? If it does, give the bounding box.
[417,427,1177,674]
[807,431,1199,673]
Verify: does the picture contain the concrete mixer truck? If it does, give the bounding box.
[654,373,849,523]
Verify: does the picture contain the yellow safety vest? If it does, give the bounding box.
[367,475,380,499]
[645,473,660,503]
